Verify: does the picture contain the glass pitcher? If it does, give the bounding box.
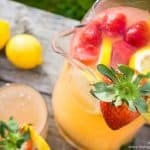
[52,0,150,149]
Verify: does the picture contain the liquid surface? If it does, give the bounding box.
[0,84,48,136]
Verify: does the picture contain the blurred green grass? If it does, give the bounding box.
[13,0,95,20]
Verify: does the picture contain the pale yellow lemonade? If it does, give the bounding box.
[0,84,48,138]
[52,7,150,150]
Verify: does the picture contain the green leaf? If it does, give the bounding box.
[92,84,116,102]
[0,121,8,138]
[23,130,30,141]
[146,72,150,78]
[7,118,18,133]
[97,64,117,82]
[118,65,134,81]
[93,82,107,90]
[134,98,148,113]
[92,91,115,102]
[110,67,117,76]
[140,82,150,92]
[133,74,146,85]
[128,101,137,112]
[16,137,25,148]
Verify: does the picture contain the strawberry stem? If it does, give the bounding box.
[91,64,150,113]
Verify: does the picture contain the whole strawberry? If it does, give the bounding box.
[91,64,150,130]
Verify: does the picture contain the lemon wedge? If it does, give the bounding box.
[23,125,51,150]
[82,68,101,83]
[82,38,112,82]
[129,47,150,74]
[98,37,112,66]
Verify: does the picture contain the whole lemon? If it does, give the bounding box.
[0,19,10,49]
[6,34,43,69]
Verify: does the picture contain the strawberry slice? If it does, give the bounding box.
[25,140,33,150]
[111,40,136,68]
[71,20,102,65]
[72,45,99,65]
[91,64,149,130]
[100,102,140,130]
[124,21,150,47]
[80,20,102,47]
[102,13,126,36]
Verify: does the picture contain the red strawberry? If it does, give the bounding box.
[124,21,150,47]
[102,13,126,36]
[91,64,148,130]
[71,20,102,65]
[80,20,102,47]
[111,40,136,68]
[72,45,99,65]
[100,102,140,130]
[25,140,33,150]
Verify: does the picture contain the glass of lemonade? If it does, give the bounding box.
[52,0,150,149]
[0,84,48,138]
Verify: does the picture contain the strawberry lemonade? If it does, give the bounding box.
[52,2,150,150]
[0,84,48,138]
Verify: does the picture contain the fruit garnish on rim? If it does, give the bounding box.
[91,64,150,130]
[129,46,150,74]
[0,118,51,150]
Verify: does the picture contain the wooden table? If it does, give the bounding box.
[0,0,149,149]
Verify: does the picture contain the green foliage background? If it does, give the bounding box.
[13,0,96,20]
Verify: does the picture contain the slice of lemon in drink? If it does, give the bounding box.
[98,37,112,66]
[71,66,100,114]
[23,125,51,150]
[129,47,150,74]
[79,38,112,114]
[129,47,150,124]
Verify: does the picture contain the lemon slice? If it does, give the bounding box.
[129,47,150,74]
[98,37,112,66]
[82,37,112,82]
[23,125,51,150]
[82,68,101,83]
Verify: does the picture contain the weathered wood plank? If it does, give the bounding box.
[0,0,78,149]
[0,0,79,94]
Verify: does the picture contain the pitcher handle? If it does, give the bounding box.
[52,25,98,82]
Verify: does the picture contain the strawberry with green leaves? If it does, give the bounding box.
[0,118,30,150]
[91,64,150,130]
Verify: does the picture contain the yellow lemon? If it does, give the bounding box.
[0,19,10,49]
[129,47,150,74]
[98,37,112,66]
[6,34,42,69]
[23,125,51,150]
[82,37,112,82]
